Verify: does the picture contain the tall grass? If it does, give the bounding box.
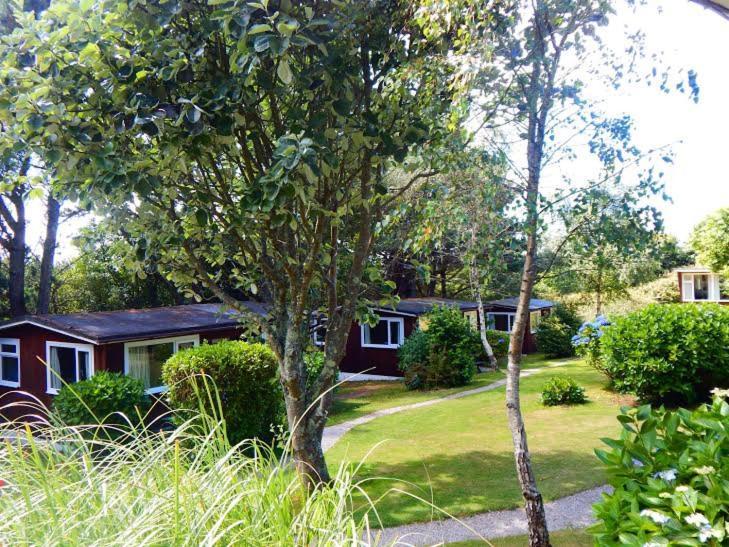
[0,391,373,546]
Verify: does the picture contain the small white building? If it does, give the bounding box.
[676,267,729,304]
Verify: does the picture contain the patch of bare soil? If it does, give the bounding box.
[334,382,394,400]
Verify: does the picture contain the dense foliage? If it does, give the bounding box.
[484,329,510,362]
[540,376,586,406]
[163,342,283,446]
[572,315,611,370]
[592,393,729,545]
[690,207,729,277]
[53,371,150,430]
[398,306,483,390]
[599,304,729,404]
[536,305,582,358]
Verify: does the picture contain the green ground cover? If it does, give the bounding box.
[328,359,626,527]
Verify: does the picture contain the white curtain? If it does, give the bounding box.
[128,346,151,389]
[49,347,62,391]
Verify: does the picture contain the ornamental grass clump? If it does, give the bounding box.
[0,394,370,545]
[592,390,729,545]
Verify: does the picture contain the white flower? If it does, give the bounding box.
[711,387,729,398]
[675,485,690,493]
[698,527,720,543]
[694,465,715,475]
[653,469,677,481]
[643,542,664,547]
[686,513,710,528]
[640,509,671,524]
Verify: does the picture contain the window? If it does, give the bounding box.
[530,311,542,334]
[693,274,709,300]
[486,312,515,333]
[464,310,479,330]
[312,326,326,347]
[46,342,94,394]
[124,335,199,394]
[0,338,20,388]
[361,317,404,349]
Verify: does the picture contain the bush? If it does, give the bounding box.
[599,304,729,404]
[592,392,729,545]
[484,330,509,361]
[572,315,611,370]
[537,316,577,358]
[53,371,150,429]
[304,349,325,392]
[540,376,586,406]
[399,305,482,390]
[163,341,283,445]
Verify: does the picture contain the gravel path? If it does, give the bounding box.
[368,484,610,545]
[323,362,569,452]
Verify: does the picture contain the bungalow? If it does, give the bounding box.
[337,296,555,376]
[676,267,729,304]
[0,296,554,411]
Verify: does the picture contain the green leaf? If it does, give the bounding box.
[248,24,272,35]
[276,60,292,84]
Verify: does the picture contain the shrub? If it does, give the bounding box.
[572,315,611,370]
[163,341,283,445]
[484,330,509,361]
[537,315,577,358]
[399,305,482,390]
[540,376,586,406]
[599,304,729,404]
[304,349,325,392]
[53,371,150,430]
[592,392,729,545]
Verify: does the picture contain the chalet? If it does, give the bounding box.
[676,267,729,304]
[337,296,554,376]
[0,296,554,410]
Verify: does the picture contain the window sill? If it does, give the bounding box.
[146,386,168,395]
[362,344,401,350]
[46,389,59,395]
[0,380,19,389]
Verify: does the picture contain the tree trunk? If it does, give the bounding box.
[595,267,603,317]
[37,194,60,314]
[468,228,497,368]
[503,3,554,542]
[7,190,26,318]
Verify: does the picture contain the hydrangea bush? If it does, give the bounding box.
[571,315,610,369]
[592,390,729,545]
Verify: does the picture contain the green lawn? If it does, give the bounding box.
[449,528,592,546]
[327,359,627,527]
[328,354,561,426]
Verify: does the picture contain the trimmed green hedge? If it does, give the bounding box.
[53,371,150,429]
[540,376,586,406]
[163,341,283,445]
[600,303,729,404]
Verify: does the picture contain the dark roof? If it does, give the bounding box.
[0,303,265,344]
[385,297,479,316]
[485,297,555,311]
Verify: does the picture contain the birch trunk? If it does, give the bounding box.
[37,194,60,314]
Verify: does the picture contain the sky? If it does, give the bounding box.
[23,0,729,260]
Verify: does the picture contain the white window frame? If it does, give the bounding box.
[0,338,20,389]
[46,341,95,395]
[682,273,729,303]
[486,312,516,333]
[124,334,200,394]
[312,326,326,347]
[529,311,542,334]
[360,317,405,349]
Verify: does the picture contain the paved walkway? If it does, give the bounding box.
[323,362,568,452]
[368,485,610,545]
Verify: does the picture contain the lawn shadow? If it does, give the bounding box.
[348,449,605,528]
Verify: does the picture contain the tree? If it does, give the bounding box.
[689,207,729,276]
[469,0,695,543]
[546,188,664,315]
[1,0,472,487]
